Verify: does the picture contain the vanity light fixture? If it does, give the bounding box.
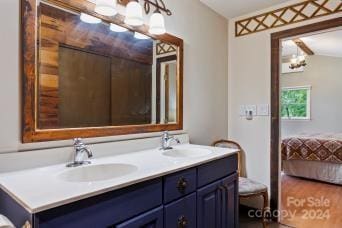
[110,23,128,32]
[124,0,144,26]
[80,13,102,24]
[95,0,118,16]
[85,0,171,34]
[134,32,150,39]
[148,10,166,35]
[123,0,171,34]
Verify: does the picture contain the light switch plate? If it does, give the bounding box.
[240,105,258,118]
[245,105,257,116]
[239,105,246,116]
[257,104,269,116]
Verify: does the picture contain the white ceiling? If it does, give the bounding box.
[200,0,292,19]
[282,29,342,58]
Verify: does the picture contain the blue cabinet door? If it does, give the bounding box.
[197,174,238,228]
[115,206,163,228]
[221,173,238,228]
[197,179,224,228]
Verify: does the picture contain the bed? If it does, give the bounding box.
[281,133,342,185]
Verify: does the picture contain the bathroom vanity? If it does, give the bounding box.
[0,145,238,228]
[6,0,240,226]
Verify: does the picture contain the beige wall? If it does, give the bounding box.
[165,0,229,146]
[0,0,228,154]
[228,0,342,191]
[281,55,342,137]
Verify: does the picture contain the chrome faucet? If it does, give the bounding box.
[67,138,93,167]
[160,131,180,150]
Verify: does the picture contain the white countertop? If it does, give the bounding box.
[0,144,238,214]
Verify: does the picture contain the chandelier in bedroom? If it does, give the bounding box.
[289,46,307,69]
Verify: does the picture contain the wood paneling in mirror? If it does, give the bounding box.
[38,2,154,129]
[22,0,183,142]
[58,47,112,128]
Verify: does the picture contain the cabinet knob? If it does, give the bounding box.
[177,215,188,228]
[177,177,187,193]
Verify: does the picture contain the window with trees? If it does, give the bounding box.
[281,86,311,120]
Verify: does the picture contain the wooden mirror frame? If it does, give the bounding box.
[22,0,183,143]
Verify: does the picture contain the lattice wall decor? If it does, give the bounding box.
[156,42,177,55]
[235,0,342,37]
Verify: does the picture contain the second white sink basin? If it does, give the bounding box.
[58,163,138,182]
[162,148,213,158]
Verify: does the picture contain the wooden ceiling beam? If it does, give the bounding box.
[292,38,314,55]
[118,0,130,6]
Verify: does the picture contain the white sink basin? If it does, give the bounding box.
[162,148,212,158]
[58,163,138,182]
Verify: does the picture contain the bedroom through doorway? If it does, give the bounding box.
[275,22,342,228]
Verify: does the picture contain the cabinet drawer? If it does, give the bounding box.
[197,155,238,187]
[115,206,163,228]
[163,168,196,204]
[35,179,162,228]
[164,193,196,228]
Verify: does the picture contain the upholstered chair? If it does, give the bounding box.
[212,140,269,220]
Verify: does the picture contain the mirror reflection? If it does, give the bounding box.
[37,1,179,129]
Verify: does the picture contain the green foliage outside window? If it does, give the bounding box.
[281,88,309,119]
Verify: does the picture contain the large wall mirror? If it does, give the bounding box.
[22,0,183,142]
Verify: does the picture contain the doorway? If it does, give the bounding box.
[270,17,342,226]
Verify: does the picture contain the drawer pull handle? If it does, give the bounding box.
[177,177,187,193]
[177,215,188,228]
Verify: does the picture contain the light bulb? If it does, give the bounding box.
[149,11,166,35]
[95,0,117,16]
[290,55,297,64]
[124,1,144,26]
[134,32,150,39]
[80,13,102,24]
[298,54,305,62]
[110,23,128,32]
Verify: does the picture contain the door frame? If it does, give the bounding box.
[156,55,177,123]
[270,17,342,214]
